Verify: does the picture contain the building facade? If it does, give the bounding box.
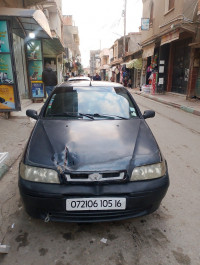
[63,15,81,76]
[89,50,101,78]
[0,0,64,113]
[99,48,109,81]
[141,0,200,98]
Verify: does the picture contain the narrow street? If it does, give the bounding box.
[0,95,200,265]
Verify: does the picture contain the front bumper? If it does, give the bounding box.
[18,174,169,222]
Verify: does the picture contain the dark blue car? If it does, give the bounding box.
[19,81,169,222]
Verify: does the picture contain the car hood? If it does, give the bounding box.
[25,119,161,173]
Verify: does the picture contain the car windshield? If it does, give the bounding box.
[44,87,138,119]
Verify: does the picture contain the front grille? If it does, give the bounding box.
[65,171,126,182]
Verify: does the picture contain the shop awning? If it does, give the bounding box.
[110,58,123,66]
[142,43,155,58]
[43,37,65,56]
[100,64,110,70]
[161,29,180,46]
[126,58,142,69]
[0,7,52,38]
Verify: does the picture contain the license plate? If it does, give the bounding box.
[66,198,126,211]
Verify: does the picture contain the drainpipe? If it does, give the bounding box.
[198,0,200,16]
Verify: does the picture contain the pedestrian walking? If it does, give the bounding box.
[128,78,132,88]
[93,73,101,81]
[42,63,57,96]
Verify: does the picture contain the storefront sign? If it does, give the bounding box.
[27,40,42,60]
[142,43,155,58]
[31,81,44,98]
[28,60,43,81]
[159,66,164,73]
[0,21,18,111]
[0,85,15,109]
[0,54,14,84]
[0,21,10,52]
[161,30,180,46]
[141,18,150,31]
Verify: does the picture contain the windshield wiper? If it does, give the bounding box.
[47,112,94,120]
[79,113,94,120]
[88,113,128,120]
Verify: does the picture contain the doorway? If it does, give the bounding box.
[171,39,191,94]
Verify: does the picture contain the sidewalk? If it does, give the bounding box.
[128,88,200,116]
[0,100,43,180]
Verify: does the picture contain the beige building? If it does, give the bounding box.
[141,0,200,98]
[63,15,81,76]
[89,50,101,77]
[99,48,110,81]
[109,33,142,86]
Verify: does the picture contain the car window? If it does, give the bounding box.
[44,87,138,119]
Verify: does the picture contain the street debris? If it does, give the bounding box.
[100,238,107,244]
[0,244,10,254]
[11,223,15,229]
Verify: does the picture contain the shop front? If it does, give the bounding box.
[42,37,65,84]
[141,43,160,93]
[125,58,142,88]
[171,38,191,94]
[0,20,21,112]
[187,44,200,99]
[0,7,52,112]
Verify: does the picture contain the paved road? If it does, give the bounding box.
[0,95,200,265]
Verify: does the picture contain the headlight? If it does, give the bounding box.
[20,163,60,184]
[130,161,166,181]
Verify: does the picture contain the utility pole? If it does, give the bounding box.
[123,0,127,57]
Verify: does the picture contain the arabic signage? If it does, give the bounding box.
[26,39,44,98]
[28,60,43,81]
[0,54,14,84]
[161,30,180,46]
[31,81,44,98]
[0,21,17,111]
[27,40,42,60]
[0,21,10,52]
[0,85,15,109]
[141,18,150,31]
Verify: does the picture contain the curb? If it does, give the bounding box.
[0,164,9,180]
[132,91,200,117]
[0,153,22,181]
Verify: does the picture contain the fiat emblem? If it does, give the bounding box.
[89,173,102,181]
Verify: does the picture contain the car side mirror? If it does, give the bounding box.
[143,110,155,119]
[26,109,38,120]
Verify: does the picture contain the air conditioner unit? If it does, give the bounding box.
[43,9,49,20]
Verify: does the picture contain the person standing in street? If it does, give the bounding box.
[42,63,57,96]
[93,73,101,81]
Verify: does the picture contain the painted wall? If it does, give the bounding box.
[128,33,142,53]
[63,25,80,57]
[49,11,62,39]
[141,0,198,43]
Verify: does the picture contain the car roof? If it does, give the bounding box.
[68,76,90,81]
[57,81,124,88]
